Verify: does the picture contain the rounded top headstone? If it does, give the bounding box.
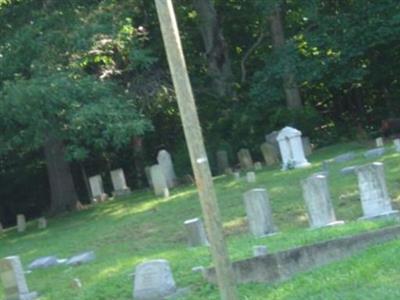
[276,126,302,141]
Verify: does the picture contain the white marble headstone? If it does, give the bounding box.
[89,175,104,198]
[16,214,26,233]
[157,150,177,189]
[150,165,169,197]
[133,259,176,300]
[277,126,310,170]
[110,168,128,191]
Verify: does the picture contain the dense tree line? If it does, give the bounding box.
[0,0,399,224]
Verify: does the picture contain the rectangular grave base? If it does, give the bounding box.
[358,210,400,222]
[112,188,132,198]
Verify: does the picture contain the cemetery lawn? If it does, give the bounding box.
[2,142,400,299]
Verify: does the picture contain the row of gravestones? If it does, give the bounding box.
[0,216,47,234]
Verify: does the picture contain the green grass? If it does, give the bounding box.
[1,142,400,299]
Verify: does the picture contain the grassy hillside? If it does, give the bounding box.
[1,142,400,299]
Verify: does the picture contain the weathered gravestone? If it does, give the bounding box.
[243,188,277,237]
[334,152,356,163]
[216,150,230,175]
[89,175,106,201]
[150,165,170,198]
[254,162,263,171]
[183,218,209,247]
[394,139,400,152]
[340,166,357,176]
[246,172,256,183]
[157,150,177,189]
[277,127,310,170]
[110,168,131,197]
[253,245,268,257]
[233,171,240,181]
[301,174,344,228]
[66,251,96,266]
[133,259,177,300]
[376,137,384,147]
[260,143,279,166]
[355,162,400,220]
[28,256,59,270]
[302,137,312,157]
[237,148,254,171]
[144,166,153,188]
[17,215,26,233]
[37,217,47,230]
[0,223,3,234]
[0,256,38,300]
[265,131,280,152]
[364,148,385,159]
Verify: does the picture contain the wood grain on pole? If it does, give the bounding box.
[154,1,238,299]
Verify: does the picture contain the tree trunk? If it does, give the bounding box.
[132,136,145,188]
[269,4,302,109]
[43,134,78,214]
[193,0,233,97]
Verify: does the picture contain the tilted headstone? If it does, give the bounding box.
[144,166,153,188]
[150,165,169,197]
[376,137,384,147]
[301,174,344,228]
[28,256,59,270]
[37,217,47,230]
[265,131,280,152]
[157,150,177,189]
[89,175,104,201]
[364,148,385,159]
[246,172,256,183]
[243,188,277,237]
[302,137,312,157]
[237,148,254,171]
[394,139,400,152]
[260,143,279,166]
[277,127,311,170]
[334,152,356,163]
[17,214,26,233]
[110,168,131,197]
[355,162,399,220]
[253,245,268,257]
[133,259,177,300]
[254,162,263,171]
[216,150,230,175]
[183,218,209,247]
[0,256,38,300]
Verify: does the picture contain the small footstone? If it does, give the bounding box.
[38,217,47,229]
[133,259,177,300]
[233,171,240,180]
[183,218,209,247]
[246,171,256,183]
[66,251,95,266]
[253,245,268,257]
[28,256,59,270]
[254,162,263,171]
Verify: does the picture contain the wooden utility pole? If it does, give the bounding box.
[154,1,238,300]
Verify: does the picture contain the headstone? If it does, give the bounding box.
[144,166,153,188]
[216,150,230,175]
[302,137,312,156]
[265,131,280,151]
[66,251,96,266]
[376,137,384,147]
[260,143,279,166]
[110,168,131,197]
[364,147,385,159]
[133,259,177,300]
[157,150,177,188]
[183,218,209,247]
[0,223,3,234]
[301,174,344,228]
[254,162,263,171]
[237,149,254,171]
[253,245,268,257]
[394,139,400,152]
[355,162,400,220]
[277,126,311,170]
[334,152,356,163]
[0,256,38,300]
[17,214,26,233]
[233,171,240,180]
[224,167,233,176]
[89,175,104,201]
[28,256,59,270]
[37,217,47,229]
[246,172,256,183]
[150,165,170,197]
[340,166,357,176]
[243,188,277,237]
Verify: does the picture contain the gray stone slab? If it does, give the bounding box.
[183,218,209,247]
[253,246,268,257]
[363,147,385,159]
[246,172,256,183]
[340,166,357,175]
[157,150,177,189]
[237,149,254,171]
[28,256,59,270]
[260,143,280,166]
[334,152,356,163]
[17,214,26,233]
[66,251,95,266]
[216,150,230,175]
